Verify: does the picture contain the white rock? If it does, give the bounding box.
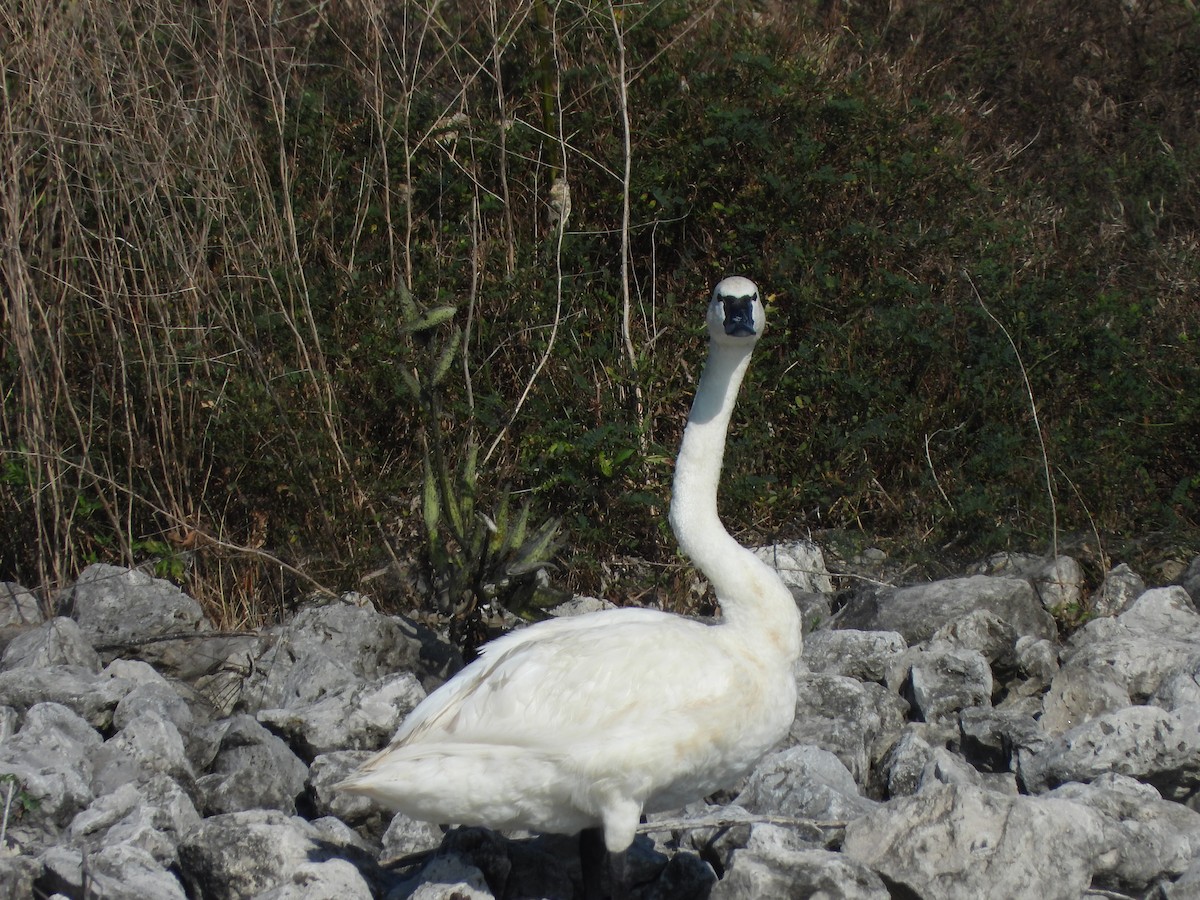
[751,540,834,594]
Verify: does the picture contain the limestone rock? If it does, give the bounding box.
[1041,664,1132,735]
[802,629,906,683]
[789,673,909,783]
[736,745,878,823]
[1091,562,1146,617]
[836,575,1055,644]
[0,617,102,672]
[930,608,1017,671]
[195,714,308,816]
[1019,704,1200,799]
[1049,775,1200,892]
[1062,587,1200,701]
[904,646,993,724]
[0,581,44,628]
[239,601,430,713]
[751,541,834,595]
[1178,556,1200,604]
[0,702,102,835]
[0,665,134,729]
[67,774,200,866]
[92,710,196,798]
[177,809,382,900]
[39,842,187,900]
[66,563,211,651]
[842,784,1104,899]
[1031,555,1085,611]
[958,705,1048,774]
[712,844,888,899]
[256,670,426,758]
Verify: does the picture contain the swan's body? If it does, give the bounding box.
[338,276,802,864]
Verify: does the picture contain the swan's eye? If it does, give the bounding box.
[720,295,758,337]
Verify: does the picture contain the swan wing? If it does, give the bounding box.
[380,608,726,750]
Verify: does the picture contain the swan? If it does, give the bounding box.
[337,276,802,895]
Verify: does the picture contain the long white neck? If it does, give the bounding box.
[668,339,802,663]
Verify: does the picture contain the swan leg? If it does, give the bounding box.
[608,847,630,900]
[579,827,606,900]
[579,827,631,900]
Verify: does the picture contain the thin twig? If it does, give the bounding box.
[482,6,569,467]
[965,271,1059,561]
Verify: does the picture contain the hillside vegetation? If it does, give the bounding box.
[2,0,1197,627]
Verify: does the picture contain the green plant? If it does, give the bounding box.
[0,772,39,848]
[397,285,562,653]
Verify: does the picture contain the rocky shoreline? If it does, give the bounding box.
[2,548,1200,899]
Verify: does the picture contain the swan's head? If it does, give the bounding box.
[708,276,765,347]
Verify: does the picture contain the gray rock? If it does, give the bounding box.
[969,551,1046,578]
[1032,555,1085,612]
[92,710,195,798]
[548,595,616,617]
[878,727,938,798]
[67,775,200,866]
[915,746,985,792]
[308,751,376,822]
[113,679,211,768]
[712,843,888,899]
[177,808,379,900]
[257,670,426,757]
[904,646,993,724]
[0,665,133,729]
[382,811,447,862]
[240,601,429,713]
[1091,562,1146,617]
[837,575,1055,643]
[0,581,44,627]
[253,857,374,900]
[1020,704,1200,799]
[1049,774,1200,892]
[644,803,760,871]
[751,541,834,594]
[802,629,906,683]
[793,590,833,634]
[1,617,102,672]
[930,608,1017,669]
[393,853,493,900]
[789,673,908,783]
[0,702,102,832]
[958,705,1048,773]
[67,563,210,648]
[195,714,308,815]
[1062,587,1200,701]
[842,784,1104,899]
[736,745,878,822]
[640,850,716,900]
[1166,854,1200,899]
[1153,659,1200,711]
[705,817,815,867]
[1041,664,1132,735]
[0,853,39,899]
[39,841,187,900]
[1014,635,1059,685]
[1178,556,1200,604]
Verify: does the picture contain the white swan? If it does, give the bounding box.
[337,276,802,893]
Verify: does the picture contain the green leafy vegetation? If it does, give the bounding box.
[1,0,1196,628]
